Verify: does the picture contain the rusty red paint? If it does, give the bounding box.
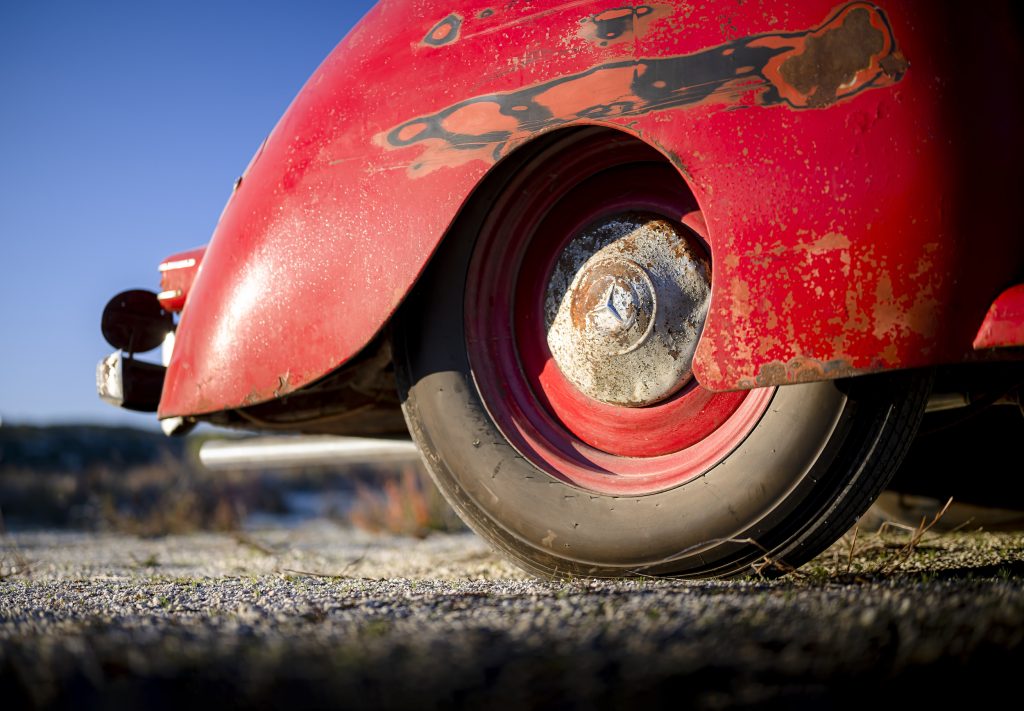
[158,1,1024,419]
[379,2,906,176]
[973,285,1024,350]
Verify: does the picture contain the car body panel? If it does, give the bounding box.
[973,285,1024,350]
[158,0,1024,418]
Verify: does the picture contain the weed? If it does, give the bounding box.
[131,554,160,569]
[845,525,860,575]
[233,534,276,556]
[873,497,953,575]
[0,545,31,579]
[348,465,464,538]
[0,510,32,579]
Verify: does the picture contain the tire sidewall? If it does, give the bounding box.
[401,333,862,575]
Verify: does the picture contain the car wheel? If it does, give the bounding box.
[394,128,931,578]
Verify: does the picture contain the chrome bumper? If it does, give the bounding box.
[96,350,165,412]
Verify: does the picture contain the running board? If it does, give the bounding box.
[199,435,421,470]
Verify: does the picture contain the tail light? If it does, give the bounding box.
[157,246,206,312]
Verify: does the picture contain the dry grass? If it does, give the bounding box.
[811,497,957,581]
[0,457,286,535]
[0,443,465,538]
[347,465,464,538]
[650,498,963,582]
[98,481,243,536]
[0,546,32,579]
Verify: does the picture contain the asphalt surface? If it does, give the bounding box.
[2,523,1023,710]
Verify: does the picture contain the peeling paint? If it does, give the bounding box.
[749,356,858,387]
[381,3,906,176]
[797,231,851,255]
[273,371,293,398]
[708,219,946,389]
[752,3,908,108]
[422,14,462,47]
[577,4,668,47]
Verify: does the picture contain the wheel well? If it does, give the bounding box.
[398,125,689,328]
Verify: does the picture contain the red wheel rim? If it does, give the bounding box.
[465,129,772,496]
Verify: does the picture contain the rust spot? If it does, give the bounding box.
[783,7,884,107]
[797,231,851,255]
[872,272,900,339]
[422,14,462,47]
[870,262,940,342]
[751,3,906,108]
[382,2,907,175]
[753,356,858,387]
[273,372,293,398]
[577,5,667,47]
[879,51,909,79]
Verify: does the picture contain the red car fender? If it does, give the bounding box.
[159,0,1024,418]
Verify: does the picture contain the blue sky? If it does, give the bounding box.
[0,1,377,426]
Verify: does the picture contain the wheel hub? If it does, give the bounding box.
[545,213,711,407]
[573,258,655,354]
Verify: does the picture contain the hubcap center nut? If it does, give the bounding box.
[544,213,712,407]
[571,259,656,356]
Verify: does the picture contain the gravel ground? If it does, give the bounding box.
[2,523,1023,710]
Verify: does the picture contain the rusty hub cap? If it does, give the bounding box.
[545,213,711,406]
[571,257,656,354]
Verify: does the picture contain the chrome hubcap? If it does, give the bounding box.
[544,213,711,407]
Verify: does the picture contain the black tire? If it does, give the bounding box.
[394,128,931,579]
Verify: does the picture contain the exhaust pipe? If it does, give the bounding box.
[199,435,421,471]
